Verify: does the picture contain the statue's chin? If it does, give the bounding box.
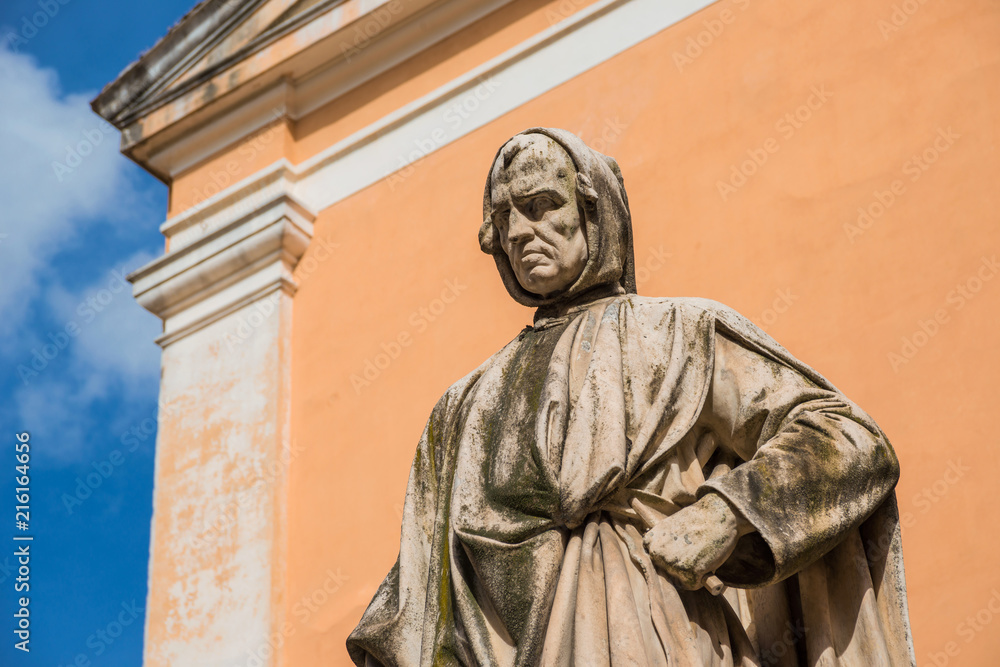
[519,273,559,297]
[516,264,585,299]
[522,279,573,300]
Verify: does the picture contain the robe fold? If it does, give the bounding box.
[347,296,916,667]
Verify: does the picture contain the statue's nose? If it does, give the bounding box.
[507,209,533,245]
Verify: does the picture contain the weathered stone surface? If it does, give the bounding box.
[348,129,915,666]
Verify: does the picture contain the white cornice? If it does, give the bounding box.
[131,193,315,346]
[162,160,298,247]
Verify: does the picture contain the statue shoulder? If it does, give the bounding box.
[619,296,775,355]
[619,295,749,322]
[623,295,839,393]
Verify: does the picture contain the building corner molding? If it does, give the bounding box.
[130,191,315,347]
[134,188,311,666]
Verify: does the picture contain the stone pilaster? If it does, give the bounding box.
[129,192,313,666]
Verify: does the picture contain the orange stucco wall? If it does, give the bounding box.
[167,116,293,217]
[283,0,1000,664]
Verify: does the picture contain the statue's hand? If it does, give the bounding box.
[642,493,746,590]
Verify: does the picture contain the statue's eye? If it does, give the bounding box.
[532,196,556,217]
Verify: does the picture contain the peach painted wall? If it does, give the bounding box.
[167,117,293,217]
[242,0,995,664]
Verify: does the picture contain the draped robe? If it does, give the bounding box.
[347,296,916,667]
[348,127,914,666]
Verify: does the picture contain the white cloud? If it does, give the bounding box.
[14,250,163,466]
[0,44,165,466]
[0,42,142,333]
[47,250,161,387]
[15,377,86,464]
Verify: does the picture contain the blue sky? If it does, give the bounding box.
[0,1,198,664]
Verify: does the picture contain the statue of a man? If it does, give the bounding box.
[348,129,915,666]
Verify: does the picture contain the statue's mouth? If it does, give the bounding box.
[520,251,550,266]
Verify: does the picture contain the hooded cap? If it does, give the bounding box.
[479,128,637,310]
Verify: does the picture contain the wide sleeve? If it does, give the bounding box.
[696,332,900,587]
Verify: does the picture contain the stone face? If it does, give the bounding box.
[348,129,915,666]
[487,134,588,298]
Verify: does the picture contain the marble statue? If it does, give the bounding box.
[348,129,915,666]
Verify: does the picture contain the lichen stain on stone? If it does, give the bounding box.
[202,81,219,105]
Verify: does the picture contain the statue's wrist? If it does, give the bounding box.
[700,492,754,538]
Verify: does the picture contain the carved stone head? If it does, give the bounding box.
[480,128,637,309]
